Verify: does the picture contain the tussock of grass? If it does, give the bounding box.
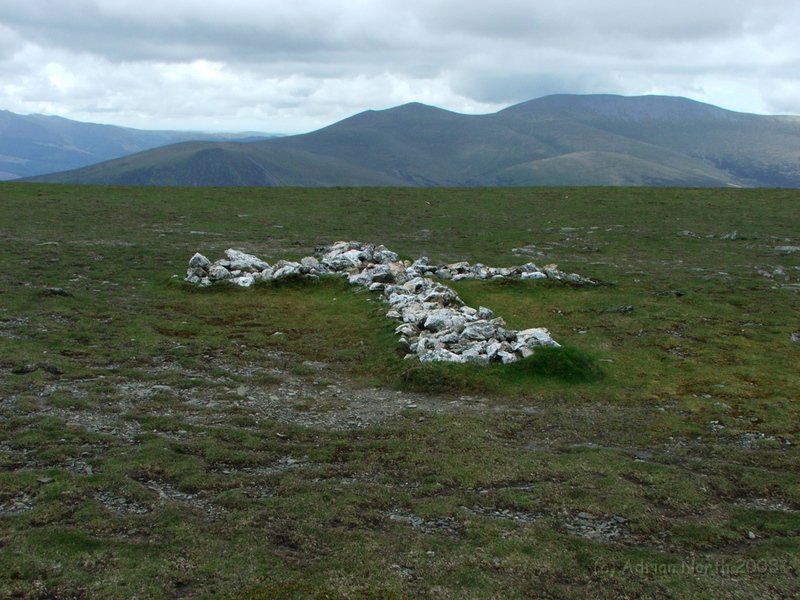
[507,345,605,383]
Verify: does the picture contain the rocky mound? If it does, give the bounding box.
[184,241,598,365]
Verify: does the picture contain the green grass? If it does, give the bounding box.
[0,183,798,598]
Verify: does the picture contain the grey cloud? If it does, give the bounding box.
[449,71,616,105]
[0,0,798,132]
[0,0,417,63]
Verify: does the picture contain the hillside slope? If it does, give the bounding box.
[26,95,800,187]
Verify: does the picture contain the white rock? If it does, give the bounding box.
[231,275,256,287]
[517,327,560,348]
[485,341,504,358]
[521,271,547,280]
[225,249,270,271]
[395,323,419,337]
[419,348,465,363]
[498,351,518,364]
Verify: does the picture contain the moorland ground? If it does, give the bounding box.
[0,184,798,598]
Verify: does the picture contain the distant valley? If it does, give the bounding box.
[0,110,275,180]
[17,94,800,187]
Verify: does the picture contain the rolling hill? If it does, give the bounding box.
[25,94,800,187]
[0,109,275,180]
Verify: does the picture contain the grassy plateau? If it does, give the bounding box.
[0,184,798,598]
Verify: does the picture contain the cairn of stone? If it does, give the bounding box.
[185,241,598,365]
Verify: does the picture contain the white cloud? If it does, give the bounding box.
[0,0,798,132]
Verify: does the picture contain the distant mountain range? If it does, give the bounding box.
[0,109,276,180]
[20,94,800,187]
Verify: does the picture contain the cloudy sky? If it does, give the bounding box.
[1,0,798,133]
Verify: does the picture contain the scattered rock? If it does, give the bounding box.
[464,505,543,524]
[564,512,630,541]
[600,305,634,314]
[387,511,463,536]
[11,362,64,376]
[775,246,800,254]
[43,287,72,297]
[654,290,685,298]
[0,493,33,515]
[95,492,150,515]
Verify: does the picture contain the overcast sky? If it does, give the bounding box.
[1,0,798,133]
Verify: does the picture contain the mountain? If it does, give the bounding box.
[0,109,276,180]
[24,94,800,187]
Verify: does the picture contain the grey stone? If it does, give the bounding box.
[461,352,490,366]
[373,245,400,264]
[189,252,211,269]
[208,264,232,280]
[461,321,499,341]
[477,306,494,320]
[43,287,72,297]
[423,309,467,333]
[434,331,461,345]
[274,264,301,279]
[435,269,452,279]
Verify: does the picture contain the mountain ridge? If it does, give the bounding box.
[22,94,800,187]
